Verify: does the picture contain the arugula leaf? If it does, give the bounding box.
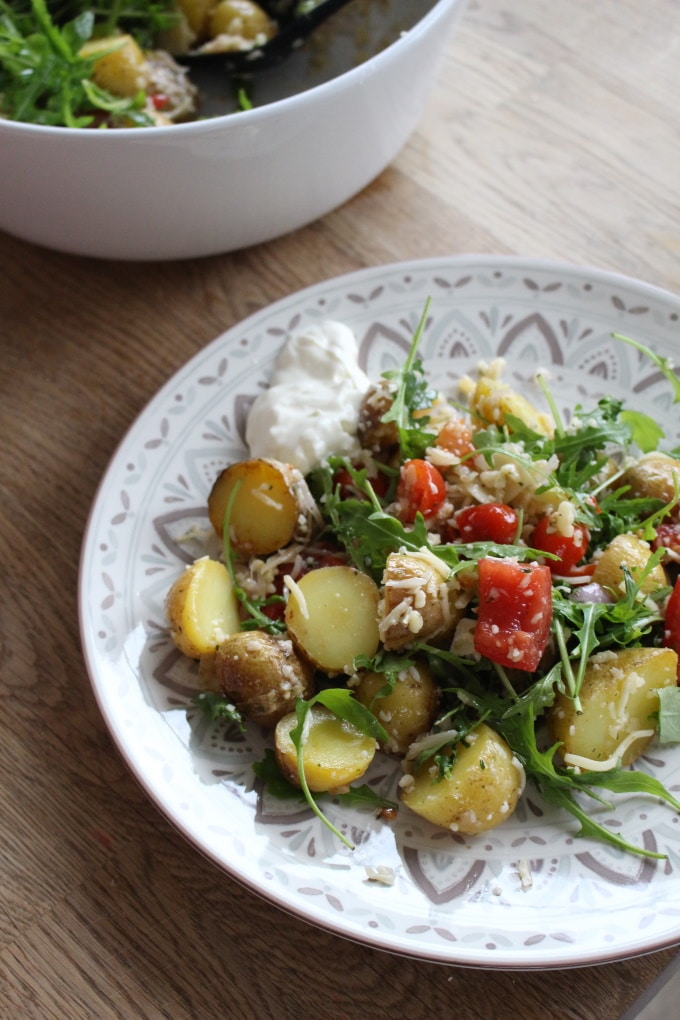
[252,749,305,799]
[380,300,438,460]
[613,333,680,403]
[192,691,246,731]
[620,409,664,453]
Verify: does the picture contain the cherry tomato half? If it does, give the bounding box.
[455,503,519,545]
[532,515,589,575]
[396,459,447,523]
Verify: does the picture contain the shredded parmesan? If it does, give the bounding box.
[365,866,396,886]
[283,574,309,619]
[563,728,655,772]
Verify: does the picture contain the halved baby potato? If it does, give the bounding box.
[275,704,377,793]
[548,645,678,767]
[622,452,680,504]
[284,565,380,673]
[591,532,667,598]
[166,556,241,658]
[400,723,524,834]
[353,661,440,756]
[207,458,318,557]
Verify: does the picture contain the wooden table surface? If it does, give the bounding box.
[2,0,680,1016]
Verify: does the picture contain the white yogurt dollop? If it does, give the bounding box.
[246,321,371,475]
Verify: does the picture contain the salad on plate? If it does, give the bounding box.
[164,301,680,860]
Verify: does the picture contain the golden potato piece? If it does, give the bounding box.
[549,646,677,767]
[275,704,377,793]
[353,662,440,755]
[208,458,318,557]
[80,34,149,97]
[379,549,463,651]
[166,557,241,659]
[209,0,276,41]
[400,723,524,834]
[284,565,380,673]
[622,452,680,504]
[214,631,314,728]
[591,532,667,598]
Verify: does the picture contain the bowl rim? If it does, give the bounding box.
[0,0,463,139]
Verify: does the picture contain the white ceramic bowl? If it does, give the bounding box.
[0,0,467,261]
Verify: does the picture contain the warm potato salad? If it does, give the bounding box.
[0,0,276,127]
[166,310,680,858]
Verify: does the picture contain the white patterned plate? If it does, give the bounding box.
[79,256,680,969]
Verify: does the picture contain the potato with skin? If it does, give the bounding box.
[549,646,678,767]
[353,662,440,755]
[356,381,399,457]
[622,452,680,504]
[208,458,319,557]
[400,723,524,834]
[591,532,667,598]
[285,565,380,673]
[166,556,241,659]
[379,549,464,651]
[275,704,377,792]
[214,630,314,728]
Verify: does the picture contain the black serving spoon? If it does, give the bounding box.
[181,0,356,75]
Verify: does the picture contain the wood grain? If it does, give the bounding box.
[2,0,680,1016]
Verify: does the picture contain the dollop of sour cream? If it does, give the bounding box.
[245,321,371,475]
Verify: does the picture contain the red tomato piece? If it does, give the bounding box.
[653,522,680,560]
[436,418,475,458]
[474,558,553,671]
[397,459,447,523]
[663,576,680,657]
[455,503,519,545]
[532,515,589,574]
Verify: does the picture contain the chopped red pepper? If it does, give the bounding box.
[474,558,552,671]
[152,94,170,111]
